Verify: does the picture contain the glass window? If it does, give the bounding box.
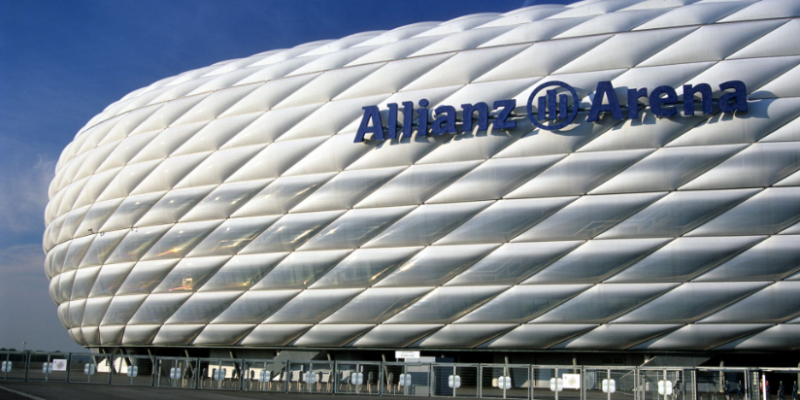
[82,297,112,326]
[513,192,665,242]
[212,290,300,324]
[609,236,765,283]
[301,206,414,251]
[116,259,180,295]
[188,216,279,257]
[616,282,769,324]
[62,235,95,272]
[232,173,334,218]
[459,284,591,323]
[387,286,508,324]
[100,191,165,232]
[89,262,136,297]
[240,211,344,254]
[447,241,583,286]
[75,199,124,237]
[135,186,215,227]
[179,180,268,222]
[105,224,171,264]
[600,189,758,239]
[292,167,403,213]
[438,197,575,245]
[365,202,491,248]
[165,292,243,324]
[80,230,128,268]
[523,238,669,284]
[199,253,288,292]
[129,293,192,324]
[252,250,351,290]
[142,220,223,260]
[264,289,363,324]
[100,294,147,325]
[374,244,498,287]
[323,287,433,324]
[153,256,230,293]
[310,247,421,289]
[71,266,101,300]
[533,283,678,324]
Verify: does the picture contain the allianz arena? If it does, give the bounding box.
[44,0,800,363]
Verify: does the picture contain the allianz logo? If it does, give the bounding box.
[354,80,748,143]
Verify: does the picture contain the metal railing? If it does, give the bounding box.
[0,351,790,400]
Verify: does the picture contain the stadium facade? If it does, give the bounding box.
[43,0,800,366]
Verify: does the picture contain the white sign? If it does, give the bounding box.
[1,361,11,373]
[550,377,564,392]
[127,366,138,378]
[398,373,412,387]
[259,370,271,383]
[42,363,53,374]
[449,375,462,389]
[602,379,617,393]
[170,367,181,380]
[213,368,226,381]
[52,359,67,372]
[563,373,581,389]
[658,380,673,395]
[395,351,421,359]
[84,364,96,375]
[353,372,364,385]
[305,371,317,384]
[498,376,512,390]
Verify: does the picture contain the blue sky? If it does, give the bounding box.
[0,0,573,352]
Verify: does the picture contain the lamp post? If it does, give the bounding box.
[22,342,26,352]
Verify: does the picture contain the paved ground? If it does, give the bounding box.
[0,381,392,400]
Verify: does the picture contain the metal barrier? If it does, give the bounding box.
[483,364,531,399]
[336,361,382,395]
[25,352,68,383]
[154,356,197,389]
[638,368,695,400]
[432,363,480,397]
[0,351,28,381]
[384,361,433,396]
[287,360,335,394]
[67,353,112,384]
[197,357,242,391]
[5,350,800,400]
[109,354,153,386]
[584,367,637,400]
[533,366,584,400]
[242,359,288,392]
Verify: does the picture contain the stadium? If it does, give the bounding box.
[43,0,800,368]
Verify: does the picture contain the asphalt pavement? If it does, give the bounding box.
[0,381,390,400]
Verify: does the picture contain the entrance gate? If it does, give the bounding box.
[639,368,695,400]
[336,361,382,394]
[286,360,335,394]
[432,364,479,397]
[483,364,531,399]
[197,357,242,390]
[533,366,583,400]
[109,355,153,386]
[584,367,637,400]
[154,357,197,389]
[757,368,800,400]
[384,361,433,396]
[241,359,287,392]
